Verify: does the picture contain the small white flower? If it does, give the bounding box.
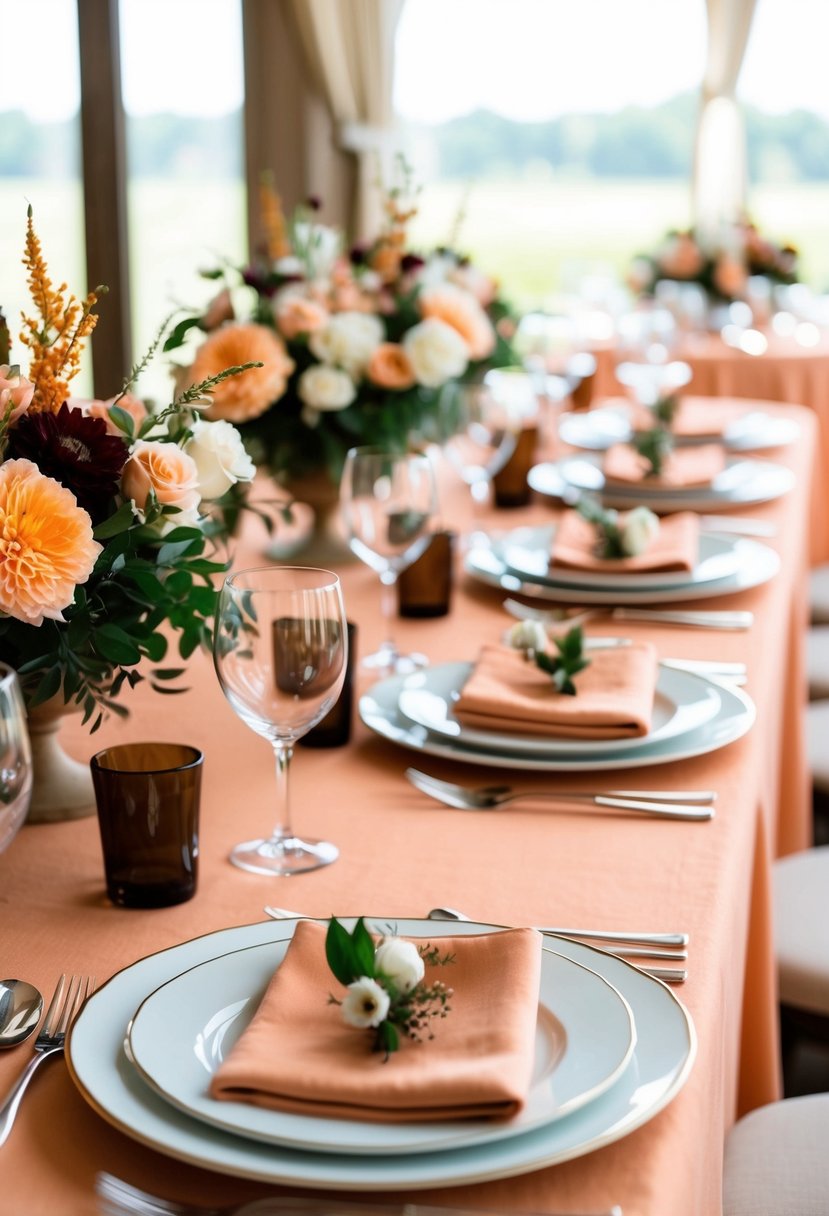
[184,419,256,500]
[374,937,425,993]
[402,318,469,388]
[298,365,356,413]
[507,619,548,652]
[309,312,384,379]
[620,506,660,557]
[341,977,390,1029]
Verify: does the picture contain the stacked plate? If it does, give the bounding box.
[528,455,795,513]
[465,523,780,606]
[559,403,801,453]
[68,917,696,1189]
[360,657,754,772]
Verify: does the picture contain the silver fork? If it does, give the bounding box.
[0,973,95,1147]
[95,1173,623,1216]
[502,597,754,632]
[405,768,715,821]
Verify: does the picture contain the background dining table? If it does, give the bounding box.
[0,403,817,1216]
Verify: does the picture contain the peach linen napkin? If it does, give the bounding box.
[628,396,749,438]
[551,509,700,574]
[454,642,659,739]
[603,442,726,487]
[210,919,543,1122]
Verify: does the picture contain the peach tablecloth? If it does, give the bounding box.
[0,407,815,1216]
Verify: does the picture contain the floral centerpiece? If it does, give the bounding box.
[165,169,515,488]
[630,218,799,304]
[0,209,262,820]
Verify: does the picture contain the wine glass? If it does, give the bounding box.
[213,566,347,876]
[0,664,32,854]
[340,447,437,673]
[438,380,519,507]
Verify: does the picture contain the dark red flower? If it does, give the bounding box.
[7,402,129,522]
[400,253,425,274]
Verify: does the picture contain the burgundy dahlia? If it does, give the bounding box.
[7,402,129,522]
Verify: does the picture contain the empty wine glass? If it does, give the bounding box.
[0,665,31,853]
[438,380,519,507]
[213,566,347,876]
[340,447,437,673]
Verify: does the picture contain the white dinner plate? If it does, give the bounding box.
[559,405,801,453]
[503,525,741,591]
[397,661,721,758]
[529,457,795,513]
[361,667,754,772]
[67,919,695,1190]
[465,530,780,606]
[127,936,635,1156]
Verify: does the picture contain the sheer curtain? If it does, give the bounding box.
[289,0,405,239]
[693,0,758,238]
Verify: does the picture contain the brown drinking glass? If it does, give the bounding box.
[91,742,203,908]
[397,531,455,618]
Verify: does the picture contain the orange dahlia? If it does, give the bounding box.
[186,324,294,424]
[0,458,102,626]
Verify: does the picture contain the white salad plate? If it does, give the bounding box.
[502,525,742,591]
[127,936,635,1156]
[361,666,754,772]
[398,661,721,758]
[528,457,795,513]
[465,528,780,606]
[67,919,695,1190]
[559,405,801,453]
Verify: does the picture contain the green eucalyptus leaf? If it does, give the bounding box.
[107,405,136,438]
[376,1019,399,1056]
[94,624,142,666]
[142,633,168,662]
[30,666,62,707]
[151,667,187,680]
[93,501,135,540]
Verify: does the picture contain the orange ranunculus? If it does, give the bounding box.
[86,392,148,436]
[419,283,496,360]
[0,458,101,626]
[274,293,329,340]
[121,440,201,514]
[366,342,416,390]
[186,323,294,424]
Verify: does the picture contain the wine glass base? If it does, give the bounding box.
[230,835,339,876]
[361,645,428,676]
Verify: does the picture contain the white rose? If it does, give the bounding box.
[309,312,384,379]
[621,506,660,556]
[298,365,356,412]
[507,619,548,652]
[418,252,456,287]
[374,938,425,993]
[293,220,341,279]
[341,977,390,1029]
[184,419,256,501]
[402,318,469,388]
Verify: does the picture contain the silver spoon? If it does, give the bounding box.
[0,980,42,1048]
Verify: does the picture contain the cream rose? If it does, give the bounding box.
[309,312,384,379]
[402,318,469,388]
[0,365,34,424]
[184,419,256,500]
[122,440,201,515]
[298,365,356,413]
[507,619,548,653]
[374,938,425,993]
[621,506,660,556]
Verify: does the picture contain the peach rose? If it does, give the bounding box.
[419,283,496,360]
[87,392,148,436]
[0,458,101,626]
[186,323,294,424]
[273,292,329,339]
[0,365,34,425]
[714,255,747,300]
[366,342,416,390]
[122,440,201,515]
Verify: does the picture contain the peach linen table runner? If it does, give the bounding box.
[0,402,816,1216]
[603,443,727,487]
[454,642,658,738]
[551,509,700,573]
[211,920,543,1121]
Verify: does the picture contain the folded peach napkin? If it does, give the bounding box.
[629,396,749,439]
[551,509,700,574]
[454,642,658,738]
[603,442,726,487]
[210,919,543,1122]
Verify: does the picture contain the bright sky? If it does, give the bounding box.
[2,0,829,123]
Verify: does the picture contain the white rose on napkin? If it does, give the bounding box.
[621,506,660,557]
[374,938,425,993]
[341,977,391,1028]
[507,619,548,653]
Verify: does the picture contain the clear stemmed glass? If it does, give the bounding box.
[340,446,437,674]
[213,566,347,876]
[438,380,519,508]
[0,664,32,854]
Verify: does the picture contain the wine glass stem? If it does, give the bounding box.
[270,741,294,843]
[379,569,398,654]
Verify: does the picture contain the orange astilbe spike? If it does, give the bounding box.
[260,174,290,262]
[19,207,102,413]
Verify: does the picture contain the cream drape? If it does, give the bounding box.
[289,0,405,240]
[693,0,758,239]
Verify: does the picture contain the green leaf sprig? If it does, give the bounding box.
[632,423,673,477]
[651,393,680,427]
[532,625,591,696]
[576,495,625,558]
